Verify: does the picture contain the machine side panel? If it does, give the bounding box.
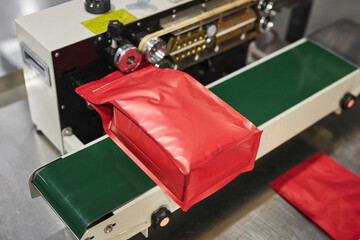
[81,186,179,240]
[15,22,64,152]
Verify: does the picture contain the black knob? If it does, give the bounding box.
[133,31,149,45]
[85,0,111,14]
[340,93,356,110]
[108,20,124,40]
[151,207,173,229]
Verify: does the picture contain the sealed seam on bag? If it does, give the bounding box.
[76,65,262,211]
[271,153,360,240]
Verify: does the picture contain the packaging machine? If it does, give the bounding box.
[16,0,275,154]
[16,0,360,239]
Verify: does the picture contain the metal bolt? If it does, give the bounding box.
[201,3,206,12]
[104,224,113,234]
[55,52,60,58]
[266,21,274,31]
[98,36,102,41]
[61,105,66,110]
[137,22,141,27]
[264,1,274,13]
[62,127,73,136]
[270,10,276,17]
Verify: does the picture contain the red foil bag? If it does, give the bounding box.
[76,66,262,211]
[271,153,360,240]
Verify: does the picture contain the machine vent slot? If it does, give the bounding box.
[21,43,51,86]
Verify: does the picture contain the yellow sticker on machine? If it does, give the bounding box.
[82,9,137,34]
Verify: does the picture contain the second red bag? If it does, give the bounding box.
[270,153,360,240]
[76,66,262,211]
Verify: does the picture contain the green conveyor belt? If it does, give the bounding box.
[33,40,357,239]
[211,41,356,126]
[34,138,157,238]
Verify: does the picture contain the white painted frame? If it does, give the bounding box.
[15,0,194,154]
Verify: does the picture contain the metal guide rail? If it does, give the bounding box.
[29,40,360,240]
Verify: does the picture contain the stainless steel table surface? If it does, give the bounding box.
[0,0,359,238]
[1,69,359,240]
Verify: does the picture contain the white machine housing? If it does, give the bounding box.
[15,0,193,154]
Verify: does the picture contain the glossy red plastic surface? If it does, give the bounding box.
[271,153,360,240]
[76,65,262,211]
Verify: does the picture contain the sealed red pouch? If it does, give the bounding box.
[76,65,262,211]
[270,153,360,240]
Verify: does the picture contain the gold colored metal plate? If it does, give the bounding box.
[168,28,207,61]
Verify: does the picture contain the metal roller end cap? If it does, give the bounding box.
[84,0,111,14]
[114,44,142,73]
[143,37,167,64]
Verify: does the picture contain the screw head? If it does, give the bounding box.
[104,225,113,233]
[104,223,116,234]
